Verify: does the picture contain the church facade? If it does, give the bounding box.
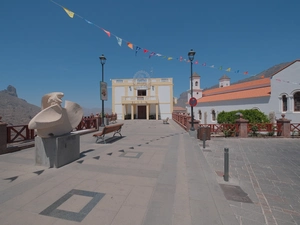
[187,60,300,124]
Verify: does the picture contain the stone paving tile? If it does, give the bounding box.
[111,205,147,225]
[204,138,300,225]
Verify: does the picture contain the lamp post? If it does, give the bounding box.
[99,54,106,127]
[188,49,196,131]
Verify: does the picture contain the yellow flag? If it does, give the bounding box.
[226,68,231,72]
[63,7,74,18]
[168,57,173,60]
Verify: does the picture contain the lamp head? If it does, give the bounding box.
[188,49,196,61]
[99,54,106,65]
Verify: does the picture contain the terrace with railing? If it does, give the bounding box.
[172,112,300,138]
[0,113,117,154]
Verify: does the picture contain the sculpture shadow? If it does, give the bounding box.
[79,149,95,158]
[96,136,125,144]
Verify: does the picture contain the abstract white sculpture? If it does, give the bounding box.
[29,92,83,138]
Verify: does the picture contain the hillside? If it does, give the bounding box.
[0,85,113,125]
[0,85,40,125]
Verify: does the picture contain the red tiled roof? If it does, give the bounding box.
[203,78,270,96]
[197,86,271,103]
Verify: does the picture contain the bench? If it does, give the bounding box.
[163,117,169,124]
[93,123,124,143]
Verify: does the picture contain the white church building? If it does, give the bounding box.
[111,75,174,120]
[187,60,300,124]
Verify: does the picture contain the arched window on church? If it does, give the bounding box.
[195,81,198,87]
[282,95,287,112]
[211,110,216,121]
[294,92,300,111]
[198,110,202,120]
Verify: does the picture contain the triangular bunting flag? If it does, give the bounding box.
[210,65,215,68]
[226,68,231,72]
[244,71,248,75]
[127,42,133,49]
[135,46,141,56]
[116,36,122,46]
[156,53,162,57]
[168,57,173,60]
[202,62,206,66]
[149,52,155,58]
[219,66,223,70]
[235,70,240,73]
[194,60,198,64]
[102,29,111,37]
[179,56,183,61]
[63,7,74,18]
[143,49,149,53]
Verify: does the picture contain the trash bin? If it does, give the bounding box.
[198,126,211,140]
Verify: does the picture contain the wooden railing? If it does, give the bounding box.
[172,113,188,129]
[291,123,300,134]
[172,112,300,137]
[75,116,98,130]
[7,125,35,143]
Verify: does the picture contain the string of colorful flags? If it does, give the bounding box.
[49,0,299,85]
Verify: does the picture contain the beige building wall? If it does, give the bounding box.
[112,78,173,120]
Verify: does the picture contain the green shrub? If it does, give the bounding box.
[217,109,269,124]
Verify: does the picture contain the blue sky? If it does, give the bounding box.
[1,0,299,109]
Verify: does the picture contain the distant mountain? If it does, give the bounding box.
[0,85,113,125]
[174,91,188,108]
[0,85,40,125]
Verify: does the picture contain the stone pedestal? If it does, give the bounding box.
[235,118,249,138]
[35,133,80,168]
[0,122,7,154]
[276,114,291,138]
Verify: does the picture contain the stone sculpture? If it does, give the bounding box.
[29,92,83,138]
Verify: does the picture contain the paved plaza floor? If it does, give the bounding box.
[0,119,299,225]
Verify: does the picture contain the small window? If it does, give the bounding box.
[282,95,287,112]
[195,81,198,86]
[212,110,216,121]
[294,92,300,111]
[137,90,146,96]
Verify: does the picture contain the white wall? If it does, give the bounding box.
[158,86,170,102]
[269,61,300,122]
[189,61,300,123]
[115,87,125,103]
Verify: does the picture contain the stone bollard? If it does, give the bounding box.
[276,114,291,138]
[235,114,249,138]
[0,117,8,154]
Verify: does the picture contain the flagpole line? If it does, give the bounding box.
[49,0,186,61]
[49,0,257,76]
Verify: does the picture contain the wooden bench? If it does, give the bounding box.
[163,117,169,124]
[93,123,124,143]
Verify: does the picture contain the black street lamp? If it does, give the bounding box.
[188,49,196,131]
[99,54,106,127]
